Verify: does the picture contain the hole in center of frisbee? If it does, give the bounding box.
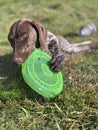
[41,64,53,77]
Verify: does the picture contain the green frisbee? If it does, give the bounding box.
[22,49,63,98]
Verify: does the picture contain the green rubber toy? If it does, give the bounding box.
[22,49,63,98]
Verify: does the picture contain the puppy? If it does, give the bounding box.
[8,18,98,72]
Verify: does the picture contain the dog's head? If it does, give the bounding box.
[8,18,47,65]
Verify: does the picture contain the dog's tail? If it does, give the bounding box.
[65,41,98,54]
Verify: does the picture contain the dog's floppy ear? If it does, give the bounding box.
[30,20,48,51]
[8,22,17,47]
[8,20,20,47]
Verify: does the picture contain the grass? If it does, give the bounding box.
[0,0,98,129]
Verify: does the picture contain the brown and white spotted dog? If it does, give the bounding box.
[8,18,98,72]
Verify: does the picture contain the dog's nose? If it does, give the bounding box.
[14,58,23,65]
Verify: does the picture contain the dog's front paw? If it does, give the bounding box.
[50,53,65,72]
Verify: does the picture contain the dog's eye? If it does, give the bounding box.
[21,34,28,39]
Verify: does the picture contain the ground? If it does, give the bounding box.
[0,0,98,129]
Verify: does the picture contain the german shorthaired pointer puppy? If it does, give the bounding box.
[8,18,98,72]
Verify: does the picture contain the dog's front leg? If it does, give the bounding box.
[48,37,66,72]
